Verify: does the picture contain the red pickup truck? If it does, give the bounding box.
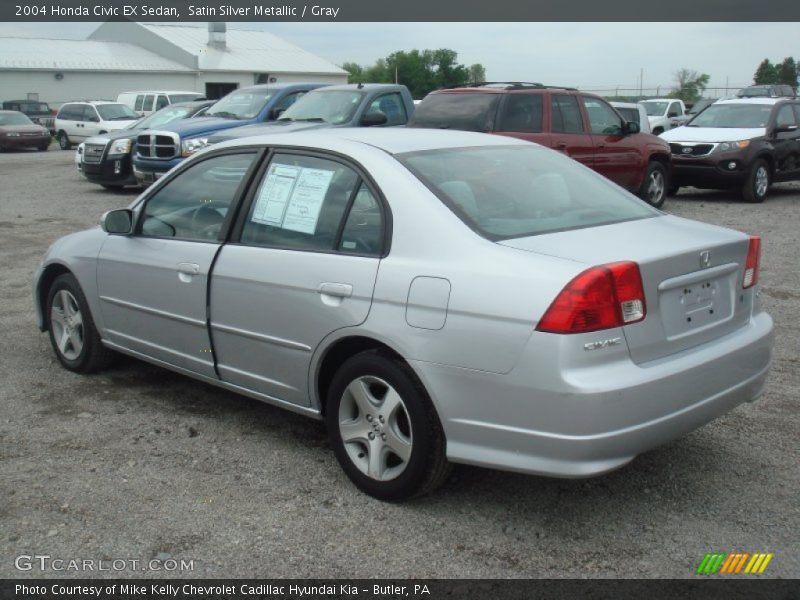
[409,83,672,208]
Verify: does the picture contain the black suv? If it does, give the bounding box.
[409,83,673,207]
[661,97,800,202]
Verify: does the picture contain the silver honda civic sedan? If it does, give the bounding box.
[34,128,774,500]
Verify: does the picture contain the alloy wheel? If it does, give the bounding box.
[646,169,665,205]
[50,289,84,360]
[754,165,769,199]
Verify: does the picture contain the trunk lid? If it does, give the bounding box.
[500,215,753,363]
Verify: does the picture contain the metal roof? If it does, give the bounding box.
[0,37,193,72]
[138,24,347,75]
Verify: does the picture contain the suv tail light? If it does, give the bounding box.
[742,235,761,289]
[536,262,646,334]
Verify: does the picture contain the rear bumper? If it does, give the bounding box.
[414,311,773,477]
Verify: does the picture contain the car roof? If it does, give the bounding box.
[119,90,201,94]
[211,127,530,156]
[716,97,785,106]
[433,84,576,95]
[311,84,403,92]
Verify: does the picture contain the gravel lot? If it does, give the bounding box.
[1,148,798,579]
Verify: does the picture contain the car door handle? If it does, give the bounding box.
[178,262,200,275]
[317,282,353,298]
[556,142,568,149]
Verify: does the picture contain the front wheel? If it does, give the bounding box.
[639,161,668,208]
[326,351,450,501]
[46,273,114,373]
[57,131,71,150]
[742,159,770,203]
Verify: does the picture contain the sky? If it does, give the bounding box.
[0,21,797,94]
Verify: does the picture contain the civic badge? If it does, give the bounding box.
[699,250,711,268]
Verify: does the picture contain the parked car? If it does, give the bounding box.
[80,100,214,190]
[54,102,140,150]
[661,97,800,202]
[610,101,651,134]
[2,100,55,133]
[0,110,51,151]
[686,98,718,118]
[409,83,672,208]
[34,128,773,500]
[117,91,206,116]
[638,98,689,134]
[206,83,415,143]
[737,84,796,99]
[132,83,327,186]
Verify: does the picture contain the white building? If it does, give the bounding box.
[0,22,348,106]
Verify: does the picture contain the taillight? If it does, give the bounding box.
[743,235,761,289]
[536,261,646,334]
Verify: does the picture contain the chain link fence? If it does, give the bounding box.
[579,86,750,101]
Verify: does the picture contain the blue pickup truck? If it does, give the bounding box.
[132,82,326,186]
[206,83,415,144]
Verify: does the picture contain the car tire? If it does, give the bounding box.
[326,350,451,501]
[638,161,668,208]
[667,185,680,196]
[101,184,123,190]
[57,131,71,150]
[38,144,49,152]
[742,159,770,203]
[46,273,114,373]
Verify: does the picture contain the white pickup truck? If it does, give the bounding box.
[638,98,689,135]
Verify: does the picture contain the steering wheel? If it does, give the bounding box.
[190,204,224,240]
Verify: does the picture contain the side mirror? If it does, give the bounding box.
[360,111,388,127]
[101,209,133,234]
[624,120,640,135]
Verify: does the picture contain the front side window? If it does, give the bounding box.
[134,95,145,112]
[367,93,408,126]
[278,91,364,125]
[155,95,169,110]
[550,95,584,134]
[241,154,382,254]
[398,145,658,240]
[582,97,623,135]
[140,153,256,242]
[498,94,543,133]
[668,102,681,116]
[775,104,797,128]
[409,93,499,132]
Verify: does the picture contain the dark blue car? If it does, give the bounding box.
[132,83,328,186]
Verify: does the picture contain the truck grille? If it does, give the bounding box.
[136,132,179,160]
[83,142,107,164]
[669,143,714,157]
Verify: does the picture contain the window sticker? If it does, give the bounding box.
[251,163,336,234]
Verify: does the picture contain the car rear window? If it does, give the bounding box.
[408,93,500,132]
[397,145,658,240]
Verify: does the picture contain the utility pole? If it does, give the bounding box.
[639,68,643,99]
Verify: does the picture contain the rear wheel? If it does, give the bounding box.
[57,131,71,150]
[667,185,680,196]
[639,161,667,208]
[742,159,770,203]
[326,351,450,501]
[38,144,49,152]
[46,273,114,373]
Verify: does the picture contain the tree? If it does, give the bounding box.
[778,57,798,89]
[753,59,779,85]
[668,68,710,103]
[468,64,486,84]
[341,49,480,98]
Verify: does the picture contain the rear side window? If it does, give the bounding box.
[409,93,499,132]
[58,104,81,120]
[497,94,543,133]
[582,97,624,135]
[134,95,145,112]
[143,95,155,111]
[398,145,657,240]
[550,95,584,134]
[242,154,371,253]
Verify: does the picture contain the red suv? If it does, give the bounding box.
[409,83,672,208]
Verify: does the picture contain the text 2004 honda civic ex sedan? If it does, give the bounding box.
[34,129,773,500]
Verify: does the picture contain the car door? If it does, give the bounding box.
[82,105,101,138]
[772,103,800,181]
[548,93,594,169]
[210,151,385,406]
[580,95,640,190]
[97,151,260,377]
[57,104,79,138]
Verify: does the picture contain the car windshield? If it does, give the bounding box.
[640,101,669,116]
[18,102,50,113]
[615,107,640,123]
[688,103,773,128]
[397,145,658,240]
[134,105,194,129]
[0,112,34,126]
[409,93,500,131]
[96,104,139,121]
[206,89,274,119]
[168,94,202,103]
[688,99,715,114]
[279,90,363,124]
